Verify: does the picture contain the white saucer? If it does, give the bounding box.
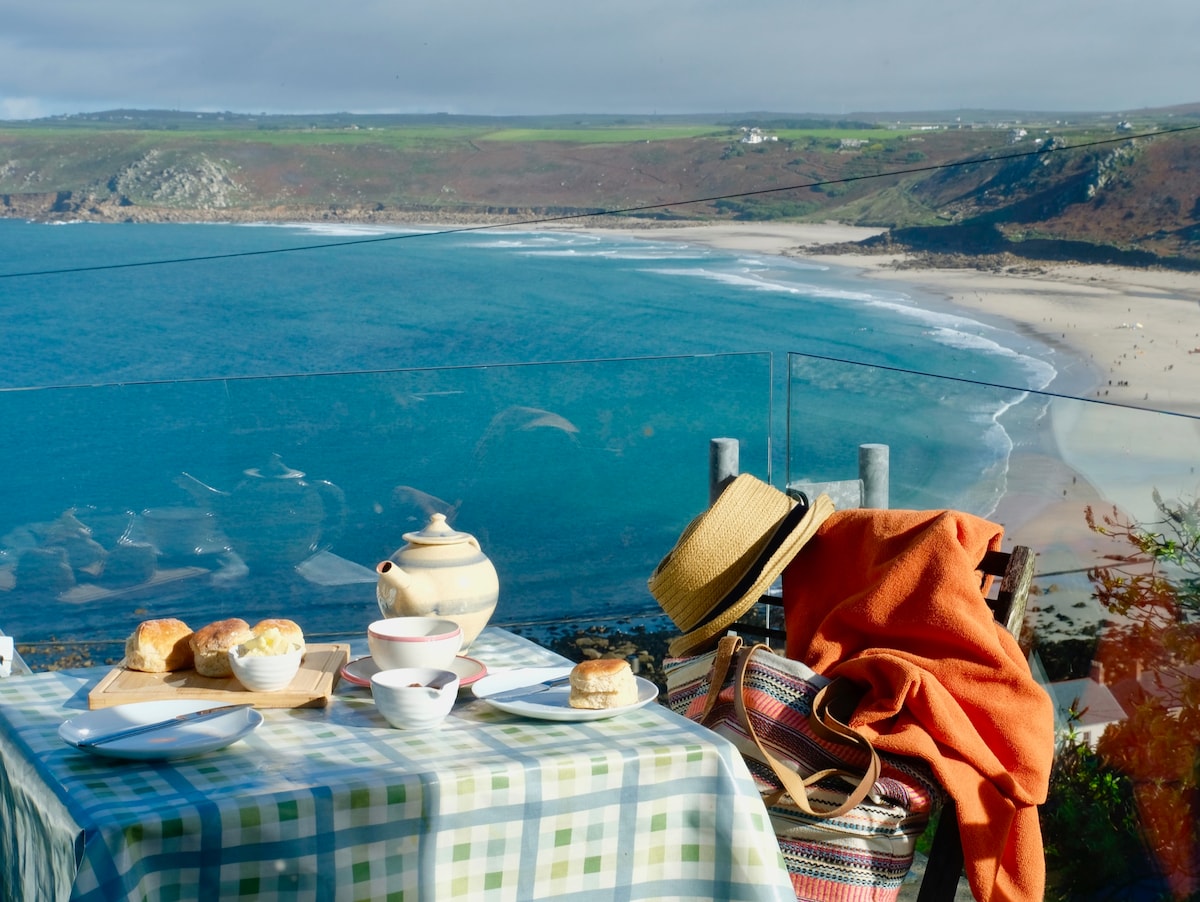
[60,700,263,761]
[472,666,659,721]
[340,654,486,689]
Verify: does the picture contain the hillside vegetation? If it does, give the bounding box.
[3,106,1199,267]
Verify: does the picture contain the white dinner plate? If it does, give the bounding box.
[340,654,487,689]
[60,700,263,761]
[472,666,659,721]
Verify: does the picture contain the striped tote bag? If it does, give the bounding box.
[665,635,945,901]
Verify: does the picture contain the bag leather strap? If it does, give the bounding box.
[697,634,743,723]
[732,643,882,818]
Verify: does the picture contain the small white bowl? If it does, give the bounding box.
[228,645,303,692]
[367,617,462,671]
[371,667,460,729]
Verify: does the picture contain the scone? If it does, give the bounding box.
[190,618,253,678]
[568,658,639,709]
[250,618,305,652]
[124,618,194,672]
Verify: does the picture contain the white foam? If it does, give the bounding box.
[239,221,429,238]
[640,265,898,303]
[519,247,708,260]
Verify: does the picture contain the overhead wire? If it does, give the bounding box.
[2,121,1198,280]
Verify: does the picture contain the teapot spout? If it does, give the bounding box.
[376,559,412,589]
[174,472,229,506]
[376,560,433,618]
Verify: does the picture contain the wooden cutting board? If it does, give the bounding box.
[87,643,350,709]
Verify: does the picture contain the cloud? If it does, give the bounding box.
[0,0,1196,119]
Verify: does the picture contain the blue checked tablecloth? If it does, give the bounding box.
[0,628,793,901]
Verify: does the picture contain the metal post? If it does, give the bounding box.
[709,438,740,505]
[859,443,889,509]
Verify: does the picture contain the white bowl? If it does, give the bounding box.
[371,667,460,729]
[228,645,303,692]
[367,617,462,671]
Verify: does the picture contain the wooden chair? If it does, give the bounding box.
[709,440,1037,901]
[732,544,1035,902]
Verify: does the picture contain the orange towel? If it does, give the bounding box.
[782,508,1055,902]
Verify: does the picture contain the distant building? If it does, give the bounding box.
[1115,661,1200,717]
[739,127,778,144]
[1048,657,1200,750]
[1047,663,1127,750]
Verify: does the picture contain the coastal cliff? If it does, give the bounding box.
[3,107,1199,266]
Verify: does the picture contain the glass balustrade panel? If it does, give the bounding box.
[1,352,772,667]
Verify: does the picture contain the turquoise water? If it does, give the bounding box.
[1,219,1060,389]
[1,219,1077,643]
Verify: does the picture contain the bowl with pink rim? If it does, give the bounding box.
[367,617,462,671]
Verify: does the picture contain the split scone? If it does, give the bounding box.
[249,618,305,653]
[567,658,639,709]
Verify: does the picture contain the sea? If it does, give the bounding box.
[0,218,1086,653]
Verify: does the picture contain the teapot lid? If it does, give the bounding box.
[402,513,474,546]
[244,453,304,480]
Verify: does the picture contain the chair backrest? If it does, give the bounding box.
[787,478,865,511]
[733,544,1034,650]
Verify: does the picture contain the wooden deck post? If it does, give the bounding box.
[859,443,889,509]
[709,437,740,505]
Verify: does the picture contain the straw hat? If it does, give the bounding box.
[648,474,834,657]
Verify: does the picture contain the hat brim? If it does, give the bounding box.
[667,493,834,657]
[650,475,795,632]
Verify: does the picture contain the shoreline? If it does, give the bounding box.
[562,221,1200,601]
[569,221,1200,416]
[28,214,1200,538]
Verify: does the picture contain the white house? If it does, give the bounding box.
[1047,674,1127,750]
[739,127,778,144]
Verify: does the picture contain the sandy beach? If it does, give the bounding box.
[792,226,1200,539]
[579,220,1200,416]
[566,221,1200,635]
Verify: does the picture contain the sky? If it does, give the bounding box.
[1,0,1197,121]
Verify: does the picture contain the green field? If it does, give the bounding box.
[0,110,1130,153]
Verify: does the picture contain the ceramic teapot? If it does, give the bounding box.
[176,453,347,569]
[376,513,499,648]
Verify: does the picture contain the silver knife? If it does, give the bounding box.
[76,704,254,748]
[487,674,572,703]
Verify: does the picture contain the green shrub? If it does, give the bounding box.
[1042,732,1163,899]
